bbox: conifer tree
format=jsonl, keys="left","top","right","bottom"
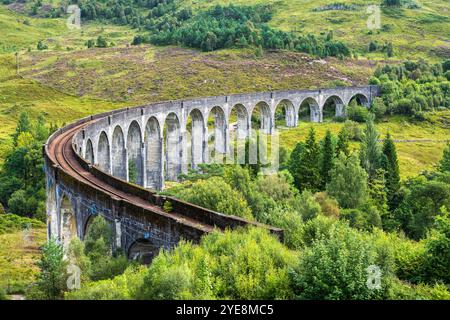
{"left": 360, "top": 113, "right": 382, "bottom": 181}
{"left": 438, "top": 143, "right": 450, "bottom": 173}
{"left": 296, "top": 128, "right": 321, "bottom": 192}
{"left": 336, "top": 127, "right": 350, "bottom": 157}
{"left": 320, "top": 130, "right": 335, "bottom": 188}
{"left": 382, "top": 133, "right": 401, "bottom": 211}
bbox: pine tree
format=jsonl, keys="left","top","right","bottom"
{"left": 382, "top": 133, "right": 401, "bottom": 211}
{"left": 360, "top": 113, "right": 382, "bottom": 181}
{"left": 336, "top": 127, "right": 350, "bottom": 157}
{"left": 12, "top": 112, "right": 31, "bottom": 145}
{"left": 288, "top": 142, "right": 305, "bottom": 190}
{"left": 438, "top": 143, "right": 450, "bottom": 173}
{"left": 320, "top": 130, "right": 335, "bottom": 189}
{"left": 296, "top": 128, "right": 321, "bottom": 192}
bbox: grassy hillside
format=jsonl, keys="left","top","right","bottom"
{"left": 181, "top": 0, "right": 450, "bottom": 60}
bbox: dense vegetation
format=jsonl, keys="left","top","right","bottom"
{"left": 370, "top": 60, "right": 450, "bottom": 119}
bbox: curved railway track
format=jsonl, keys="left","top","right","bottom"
{"left": 48, "top": 121, "right": 214, "bottom": 233}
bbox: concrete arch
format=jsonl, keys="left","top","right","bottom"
{"left": 207, "top": 106, "right": 227, "bottom": 156}
{"left": 127, "top": 238, "right": 161, "bottom": 265}
{"left": 187, "top": 108, "right": 206, "bottom": 168}
{"left": 85, "top": 139, "right": 94, "bottom": 164}
{"left": 323, "top": 95, "right": 345, "bottom": 120}
{"left": 60, "top": 195, "right": 77, "bottom": 253}
{"left": 112, "top": 126, "right": 127, "bottom": 180}
{"left": 164, "top": 112, "right": 181, "bottom": 181}
{"left": 299, "top": 97, "right": 320, "bottom": 123}
{"left": 97, "top": 131, "right": 111, "bottom": 173}
{"left": 145, "top": 117, "right": 162, "bottom": 189}
{"left": 251, "top": 101, "right": 272, "bottom": 133}
{"left": 275, "top": 99, "right": 296, "bottom": 127}
{"left": 127, "top": 121, "right": 144, "bottom": 186}
{"left": 348, "top": 93, "right": 369, "bottom": 107}
{"left": 229, "top": 103, "right": 249, "bottom": 139}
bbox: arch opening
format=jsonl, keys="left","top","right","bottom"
{"left": 85, "top": 139, "right": 94, "bottom": 164}
{"left": 164, "top": 113, "right": 181, "bottom": 181}
{"left": 112, "top": 126, "right": 126, "bottom": 180}
{"left": 207, "top": 106, "right": 227, "bottom": 163}
{"left": 323, "top": 95, "right": 345, "bottom": 121}
{"left": 128, "top": 239, "right": 161, "bottom": 265}
{"left": 127, "top": 121, "right": 144, "bottom": 186}
{"left": 349, "top": 93, "right": 369, "bottom": 107}
{"left": 229, "top": 104, "right": 249, "bottom": 164}
{"left": 275, "top": 99, "right": 296, "bottom": 128}
{"left": 187, "top": 109, "right": 206, "bottom": 169}
{"left": 251, "top": 101, "right": 272, "bottom": 133}
{"left": 145, "top": 117, "right": 162, "bottom": 189}
{"left": 97, "top": 131, "right": 111, "bottom": 173}
{"left": 299, "top": 97, "right": 320, "bottom": 123}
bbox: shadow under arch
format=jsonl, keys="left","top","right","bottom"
{"left": 299, "top": 97, "right": 320, "bottom": 123}
{"left": 97, "top": 131, "right": 110, "bottom": 173}
{"left": 275, "top": 99, "right": 296, "bottom": 128}
{"left": 85, "top": 138, "right": 94, "bottom": 164}
{"left": 323, "top": 95, "right": 345, "bottom": 120}
{"left": 127, "top": 238, "right": 161, "bottom": 265}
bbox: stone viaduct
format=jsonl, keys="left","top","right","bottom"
{"left": 44, "top": 85, "right": 379, "bottom": 262}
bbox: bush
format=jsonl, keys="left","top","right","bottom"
{"left": 347, "top": 104, "right": 370, "bottom": 123}
{"left": 137, "top": 227, "right": 297, "bottom": 300}
{"left": 290, "top": 222, "right": 393, "bottom": 300}
{"left": 342, "top": 120, "right": 363, "bottom": 141}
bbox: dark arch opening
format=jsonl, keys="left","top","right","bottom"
{"left": 299, "top": 97, "right": 320, "bottom": 123}
{"left": 251, "top": 101, "right": 271, "bottom": 133}
{"left": 349, "top": 94, "right": 369, "bottom": 107}
{"left": 97, "top": 131, "right": 110, "bottom": 173}
{"left": 128, "top": 239, "right": 161, "bottom": 265}
{"left": 85, "top": 139, "right": 94, "bottom": 164}
{"left": 323, "top": 95, "right": 345, "bottom": 121}
{"left": 207, "top": 106, "right": 227, "bottom": 163}
{"left": 275, "top": 99, "right": 296, "bottom": 128}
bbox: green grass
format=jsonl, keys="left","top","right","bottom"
{"left": 0, "top": 214, "right": 46, "bottom": 294}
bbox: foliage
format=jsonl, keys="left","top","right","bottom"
{"left": 382, "top": 133, "right": 401, "bottom": 212}
{"left": 288, "top": 128, "right": 321, "bottom": 192}
{"left": 83, "top": 216, "right": 129, "bottom": 281}
{"left": 395, "top": 174, "right": 450, "bottom": 240}
{"left": 327, "top": 153, "right": 369, "bottom": 209}
{"left": 0, "top": 213, "right": 45, "bottom": 235}
{"left": 290, "top": 221, "right": 393, "bottom": 300}
{"left": 27, "top": 238, "right": 66, "bottom": 300}
{"left": 164, "top": 176, "right": 253, "bottom": 220}
{"left": 320, "top": 130, "right": 335, "bottom": 188}
{"left": 136, "top": 227, "right": 297, "bottom": 300}
{"left": 0, "top": 113, "right": 50, "bottom": 220}
{"left": 438, "top": 143, "right": 450, "bottom": 173}
{"left": 360, "top": 114, "right": 383, "bottom": 180}
{"left": 372, "top": 60, "right": 449, "bottom": 118}
{"left": 423, "top": 209, "right": 450, "bottom": 284}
